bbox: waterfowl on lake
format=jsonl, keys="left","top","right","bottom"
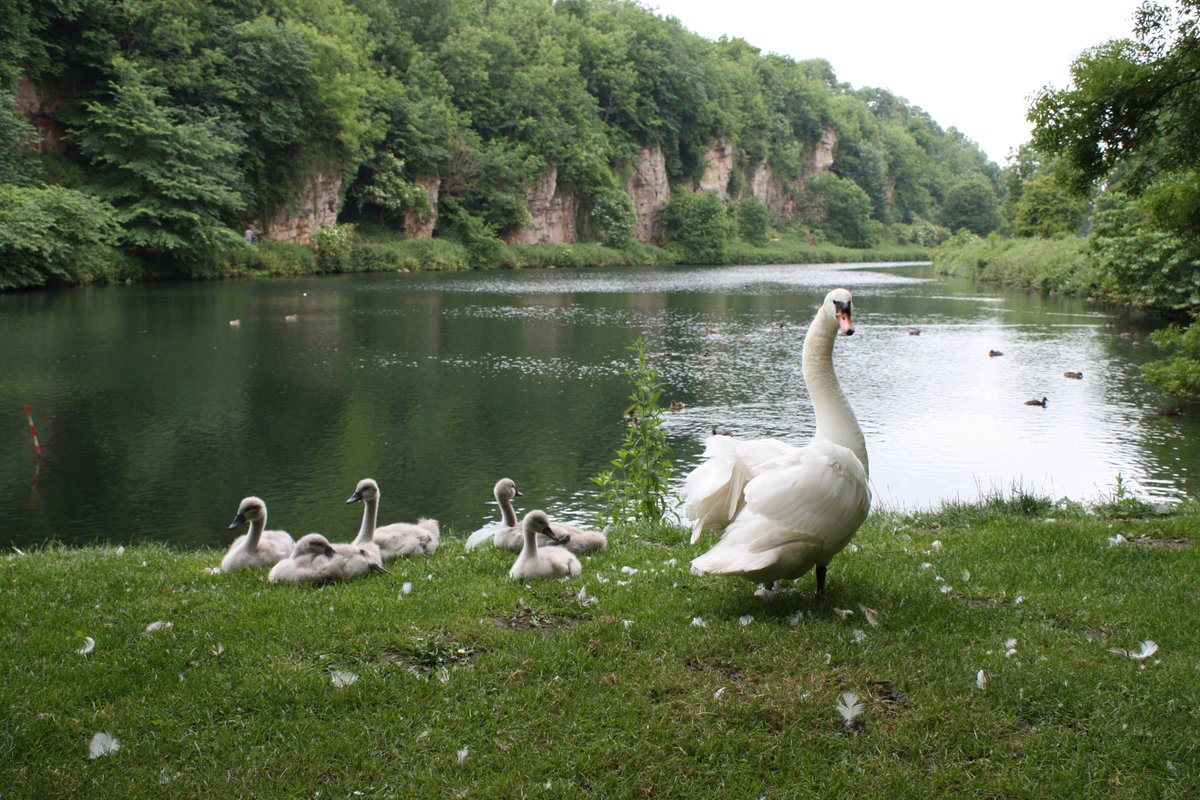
{"left": 670, "top": 400, "right": 686, "bottom": 411}
{"left": 509, "top": 511, "right": 582, "bottom": 580}
{"left": 989, "top": 349, "right": 1004, "bottom": 357}
{"left": 221, "top": 496, "right": 294, "bottom": 572}
{"left": 345, "top": 478, "right": 439, "bottom": 560}
{"left": 284, "top": 314, "right": 298, "bottom": 323}
{"left": 685, "top": 289, "right": 870, "bottom": 595}
{"left": 1155, "top": 406, "right": 1183, "bottom": 417}
{"left": 228, "top": 319, "right": 240, "bottom": 327}
{"left": 268, "top": 533, "right": 387, "bottom": 584}
{"left": 1025, "top": 396, "right": 1048, "bottom": 407}
{"left": 711, "top": 425, "right": 732, "bottom": 437}
{"left": 1063, "top": 371, "right": 1083, "bottom": 380}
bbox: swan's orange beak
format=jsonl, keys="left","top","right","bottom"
{"left": 835, "top": 302, "right": 855, "bottom": 336}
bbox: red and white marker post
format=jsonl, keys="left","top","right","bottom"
{"left": 24, "top": 403, "right": 42, "bottom": 456}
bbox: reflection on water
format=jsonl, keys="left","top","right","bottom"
{"left": 1, "top": 263, "right": 1195, "bottom": 550}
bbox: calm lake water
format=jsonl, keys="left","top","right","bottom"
{"left": 1, "top": 262, "right": 1195, "bottom": 550}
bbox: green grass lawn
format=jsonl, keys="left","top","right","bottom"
{"left": 3, "top": 500, "right": 1197, "bottom": 798}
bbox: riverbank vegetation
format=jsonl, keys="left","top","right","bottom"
{"left": 1, "top": 0, "right": 1000, "bottom": 289}
{"left": 932, "top": 1, "right": 1200, "bottom": 398}
{"left": 3, "top": 494, "right": 1196, "bottom": 797}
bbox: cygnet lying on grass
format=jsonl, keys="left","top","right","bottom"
{"left": 268, "top": 533, "right": 387, "bottom": 584}
{"left": 221, "top": 496, "right": 294, "bottom": 572}
{"left": 346, "top": 478, "right": 439, "bottom": 560}
{"left": 509, "top": 510, "right": 582, "bottom": 580}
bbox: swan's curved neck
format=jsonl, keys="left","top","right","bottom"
{"left": 521, "top": 524, "right": 539, "bottom": 555}
{"left": 498, "top": 493, "right": 518, "bottom": 527}
{"left": 353, "top": 499, "right": 378, "bottom": 546}
{"left": 804, "top": 313, "right": 869, "bottom": 477}
{"left": 243, "top": 518, "right": 264, "bottom": 549}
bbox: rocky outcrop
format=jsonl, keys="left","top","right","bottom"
{"left": 15, "top": 77, "right": 67, "bottom": 153}
{"left": 504, "top": 165, "right": 579, "bottom": 245}
{"left": 697, "top": 137, "right": 734, "bottom": 201}
{"left": 626, "top": 146, "right": 670, "bottom": 244}
{"left": 262, "top": 170, "right": 342, "bottom": 244}
{"left": 730, "top": 127, "right": 838, "bottom": 220}
{"left": 404, "top": 176, "right": 440, "bottom": 239}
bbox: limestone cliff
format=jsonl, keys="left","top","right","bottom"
{"left": 261, "top": 171, "right": 342, "bottom": 244}
{"left": 626, "top": 146, "right": 670, "bottom": 244}
{"left": 696, "top": 137, "right": 734, "bottom": 201}
{"left": 404, "top": 176, "right": 440, "bottom": 239}
{"left": 504, "top": 165, "right": 579, "bottom": 245}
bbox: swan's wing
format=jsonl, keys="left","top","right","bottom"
{"left": 464, "top": 522, "right": 501, "bottom": 551}
{"left": 741, "top": 439, "right": 870, "bottom": 551}
{"left": 684, "top": 436, "right": 795, "bottom": 542}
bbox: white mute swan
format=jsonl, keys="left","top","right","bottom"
{"left": 686, "top": 288, "right": 870, "bottom": 594}
{"left": 346, "top": 478, "right": 440, "bottom": 560}
{"left": 222, "top": 496, "right": 294, "bottom": 572}
{"left": 509, "top": 510, "right": 582, "bottom": 580}
{"left": 268, "top": 533, "right": 388, "bottom": 584}
{"left": 465, "top": 478, "right": 608, "bottom": 554}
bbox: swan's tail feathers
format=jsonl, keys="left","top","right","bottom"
{"left": 684, "top": 452, "right": 754, "bottom": 544}
{"left": 464, "top": 523, "right": 498, "bottom": 551}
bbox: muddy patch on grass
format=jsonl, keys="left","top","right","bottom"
{"left": 491, "top": 605, "right": 586, "bottom": 632}
{"left": 380, "top": 634, "right": 482, "bottom": 678}
{"left": 1127, "top": 535, "right": 1190, "bottom": 550}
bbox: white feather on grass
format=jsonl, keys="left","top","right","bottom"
{"left": 1109, "top": 640, "right": 1159, "bottom": 660}
{"left": 457, "top": 746, "right": 470, "bottom": 765}
{"left": 691, "top": 617, "right": 708, "bottom": 628}
{"left": 577, "top": 586, "right": 598, "bottom": 607}
{"left": 858, "top": 605, "right": 880, "bottom": 627}
{"left": 88, "top": 732, "right": 120, "bottom": 759}
{"left": 77, "top": 636, "right": 95, "bottom": 656}
{"left": 1107, "top": 533, "right": 1127, "bottom": 547}
{"left": 144, "top": 621, "right": 172, "bottom": 633}
{"left": 833, "top": 608, "right": 854, "bottom": 620}
{"left": 834, "top": 692, "right": 864, "bottom": 730}
{"left": 738, "top": 615, "right": 753, "bottom": 626}
{"left": 330, "top": 670, "right": 359, "bottom": 688}
{"left": 713, "top": 686, "right": 726, "bottom": 700}
{"left": 852, "top": 629, "right": 867, "bottom": 644}
{"left": 976, "top": 669, "right": 987, "bottom": 690}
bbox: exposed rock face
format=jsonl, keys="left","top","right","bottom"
{"left": 15, "top": 77, "right": 67, "bottom": 153}
{"left": 404, "top": 176, "right": 440, "bottom": 239}
{"left": 697, "top": 137, "right": 734, "bottom": 201}
{"left": 262, "top": 171, "right": 342, "bottom": 244}
{"left": 626, "top": 146, "right": 670, "bottom": 244}
{"left": 504, "top": 165, "right": 579, "bottom": 245}
{"left": 812, "top": 128, "right": 836, "bottom": 172}
{"left": 745, "top": 162, "right": 797, "bottom": 219}
{"left": 732, "top": 127, "right": 838, "bottom": 220}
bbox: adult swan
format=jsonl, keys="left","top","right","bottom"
{"left": 685, "top": 288, "right": 870, "bottom": 595}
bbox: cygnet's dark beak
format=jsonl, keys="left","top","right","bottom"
{"left": 346, "top": 491, "right": 362, "bottom": 505}
{"left": 228, "top": 513, "right": 246, "bottom": 530}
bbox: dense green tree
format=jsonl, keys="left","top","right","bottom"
{"left": 941, "top": 176, "right": 1001, "bottom": 235}
{"left": 1009, "top": 173, "right": 1087, "bottom": 238}
{"left": 73, "top": 59, "right": 246, "bottom": 266}
{"left": 0, "top": 183, "right": 121, "bottom": 288}
{"left": 665, "top": 188, "right": 728, "bottom": 264}
{"left": 735, "top": 196, "right": 772, "bottom": 246}
{"left": 808, "top": 172, "right": 875, "bottom": 247}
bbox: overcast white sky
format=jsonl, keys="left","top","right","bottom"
{"left": 646, "top": 0, "right": 1142, "bottom": 165}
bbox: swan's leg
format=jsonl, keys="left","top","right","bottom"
{"left": 815, "top": 565, "right": 827, "bottom": 596}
